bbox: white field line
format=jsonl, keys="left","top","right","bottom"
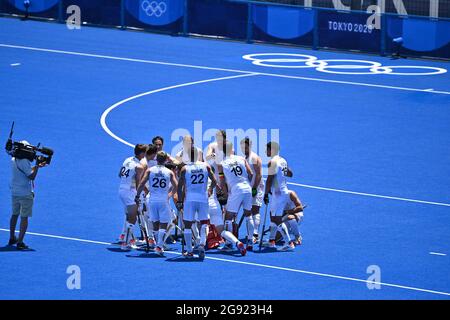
{"left": 99, "top": 73, "right": 259, "bottom": 147}
{"left": 287, "top": 182, "right": 450, "bottom": 207}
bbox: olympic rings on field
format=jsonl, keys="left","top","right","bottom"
{"left": 141, "top": 1, "right": 167, "bottom": 18}
{"left": 242, "top": 53, "right": 447, "bottom": 76}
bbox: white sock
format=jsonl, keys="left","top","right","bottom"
{"left": 220, "top": 230, "right": 239, "bottom": 247}
{"left": 245, "top": 216, "right": 255, "bottom": 242}
{"left": 253, "top": 213, "right": 260, "bottom": 236}
{"left": 269, "top": 222, "right": 277, "bottom": 240}
{"left": 184, "top": 229, "right": 193, "bottom": 253}
{"left": 164, "top": 223, "right": 175, "bottom": 243}
{"left": 125, "top": 223, "right": 134, "bottom": 244}
{"left": 157, "top": 229, "right": 166, "bottom": 248}
{"left": 121, "top": 216, "right": 127, "bottom": 235}
{"left": 277, "top": 223, "right": 291, "bottom": 243}
{"left": 200, "top": 224, "right": 209, "bottom": 246}
{"left": 224, "top": 220, "right": 234, "bottom": 244}
{"left": 287, "top": 219, "right": 300, "bottom": 238}
{"left": 192, "top": 222, "right": 200, "bottom": 243}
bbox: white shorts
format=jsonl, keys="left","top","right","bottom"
{"left": 227, "top": 190, "right": 252, "bottom": 213}
{"left": 119, "top": 189, "right": 137, "bottom": 207}
{"left": 282, "top": 211, "right": 304, "bottom": 223}
{"left": 270, "top": 192, "right": 290, "bottom": 216}
{"left": 252, "top": 187, "right": 264, "bottom": 207}
{"left": 209, "top": 198, "right": 223, "bottom": 226}
{"left": 149, "top": 201, "right": 171, "bottom": 224}
{"left": 184, "top": 201, "right": 209, "bottom": 222}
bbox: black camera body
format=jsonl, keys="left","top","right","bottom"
{"left": 5, "top": 122, "right": 54, "bottom": 165}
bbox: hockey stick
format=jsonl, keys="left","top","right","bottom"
{"left": 178, "top": 209, "right": 185, "bottom": 254}
{"left": 258, "top": 204, "right": 269, "bottom": 252}
{"left": 136, "top": 207, "right": 150, "bottom": 253}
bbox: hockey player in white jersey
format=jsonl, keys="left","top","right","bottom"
{"left": 240, "top": 137, "right": 264, "bottom": 244}
{"left": 175, "top": 135, "right": 204, "bottom": 164}
{"left": 176, "top": 147, "right": 216, "bottom": 259}
{"left": 281, "top": 190, "right": 304, "bottom": 246}
{"left": 136, "top": 151, "right": 178, "bottom": 256}
{"left": 205, "top": 129, "right": 226, "bottom": 164}
{"left": 118, "top": 144, "right": 148, "bottom": 250}
{"left": 218, "top": 140, "right": 254, "bottom": 254}
{"left": 264, "top": 141, "right": 295, "bottom": 251}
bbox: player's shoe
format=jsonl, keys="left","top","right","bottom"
{"left": 16, "top": 242, "right": 29, "bottom": 250}
{"left": 136, "top": 238, "right": 147, "bottom": 246}
{"left": 252, "top": 234, "right": 259, "bottom": 244}
{"left": 237, "top": 242, "right": 247, "bottom": 256}
{"left": 155, "top": 246, "right": 164, "bottom": 256}
{"left": 279, "top": 241, "right": 295, "bottom": 252}
{"left": 186, "top": 252, "right": 194, "bottom": 259}
{"left": 120, "top": 239, "right": 137, "bottom": 251}
{"left": 294, "top": 235, "right": 302, "bottom": 246}
{"left": 148, "top": 239, "right": 156, "bottom": 249}
{"left": 198, "top": 245, "right": 205, "bottom": 261}
{"left": 118, "top": 233, "right": 125, "bottom": 244}
{"left": 246, "top": 243, "right": 253, "bottom": 251}
{"left": 182, "top": 250, "right": 194, "bottom": 259}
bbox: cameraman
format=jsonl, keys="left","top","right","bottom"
{"left": 8, "top": 141, "right": 46, "bottom": 250}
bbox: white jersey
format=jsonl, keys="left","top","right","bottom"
{"left": 144, "top": 158, "right": 158, "bottom": 190}
{"left": 284, "top": 196, "right": 295, "bottom": 211}
{"left": 148, "top": 165, "right": 172, "bottom": 202}
{"left": 271, "top": 155, "right": 289, "bottom": 195}
{"left": 176, "top": 147, "right": 203, "bottom": 164}
{"left": 119, "top": 156, "right": 141, "bottom": 190}
{"left": 184, "top": 162, "right": 209, "bottom": 203}
{"left": 246, "top": 151, "right": 264, "bottom": 190}
{"left": 221, "top": 155, "right": 251, "bottom": 194}
{"left": 208, "top": 142, "right": 225, "bottom": 165}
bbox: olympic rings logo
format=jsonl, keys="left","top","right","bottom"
{"left": 242, "top": 53, "right": 447, "bottom": 76}
{"left": 141, "top": 0, "right": 167, "bottom": 18}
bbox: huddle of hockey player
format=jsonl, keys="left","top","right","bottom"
{"left": 117, "top": 130, "right": 305, "bottom": 259}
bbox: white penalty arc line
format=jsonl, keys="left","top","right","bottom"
{"left": 100, "top": 73, "right": 259, "bottom": 148}
{"left": 1, "top": 228, "right": 449, "bottom": 297}
{"left": 1, "top": 43, "right": 450, "bottom": 95}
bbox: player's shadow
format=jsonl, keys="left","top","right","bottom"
{"left": 126, "top": 252, "right": 165, "bottom": 258}
{"left": 251, "top": 247, "right": 279, "bottom": 254}
{"left": 106, "top": 247, "right": 127, "bottom": 253}
{"left": 165, "top": 256, "right": 203, "bottom": 263}
{"left": 0, "top": 245, "right": 35, "bottom": 252}
{"left": 205, "top": 250, "right": 245, "bottom": 257}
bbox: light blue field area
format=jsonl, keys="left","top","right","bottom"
{"left": 0, "top": 18, "right": 449, "bottom": 300}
